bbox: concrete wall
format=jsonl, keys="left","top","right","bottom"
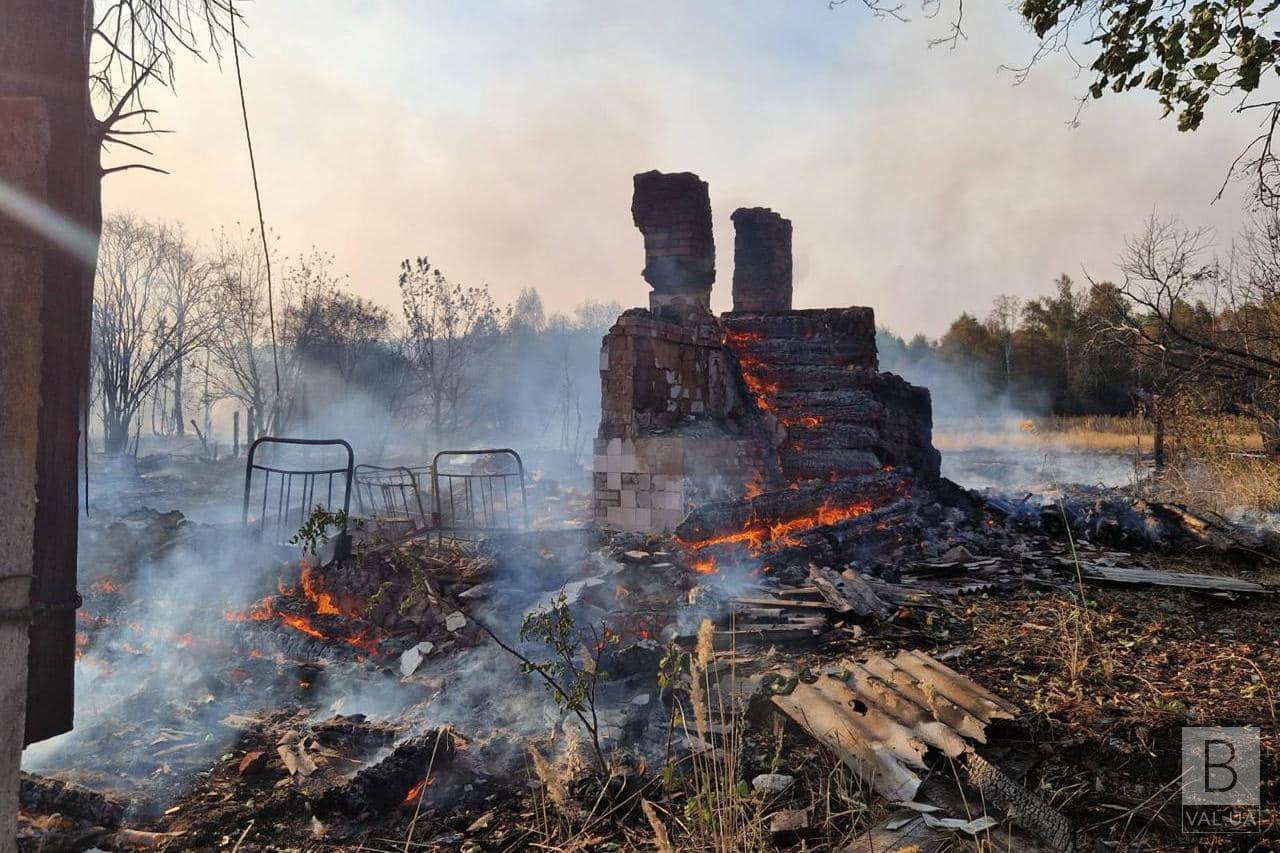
{"left": 0, "top": 97, "right": 49, "bottom": 852}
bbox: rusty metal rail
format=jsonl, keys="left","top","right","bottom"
{"left": 353, "top": 464, "right": 432, "bottom": 535}
{"left": 431, "top": 449, "right": 528, "bottom": 542}
{"left": 242, "top": 437, "right": 354, "bottom": 548}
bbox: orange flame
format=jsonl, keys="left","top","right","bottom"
{"left": 690, "top": 557, "right": 718, "bottom": 575}
{"left": 300, "top": 563, "right": 340, "bottom": 615}
{"left": 92, "top": 578, "right": 120, "bottom": 593}
{"left": 729, "top": 348, "right": 777, "bottom": 413}
{"left": 683, "top": 500, "right": 875, "bottom": 555}
{"left": 224, "top": 597, "right": 274, "bottom": 622}
{"left": 403, "top": 777, "right": 434, "bottom": 803}
{"left": 280, "top": 612, "right": 326, "bottom": 640}
{"left": 343, "top": 629, "right": 380, "bottom": 655}
{"left": 781, "top": 415, "right": 823, "bottom": 428}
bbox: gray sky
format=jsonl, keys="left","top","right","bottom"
{"left": 103, "top": 0, "right": 1256, "bottom": 337}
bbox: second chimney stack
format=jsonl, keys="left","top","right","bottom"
{"left": 731, "top": 207, "right": 792, "bottom": 313}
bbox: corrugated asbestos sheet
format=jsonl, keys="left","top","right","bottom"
{"left": 771, "top": 650, "right": 1018, "bottom": 802}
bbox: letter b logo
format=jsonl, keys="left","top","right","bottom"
{"left": 1183, "top": 728, "right": 1259, "bottom": 807}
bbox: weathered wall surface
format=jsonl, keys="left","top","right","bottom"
{"left": 597, "top": 310, "right": 744, "bottom": 439}
{"left": 593, "top": 435, "right": 766, "bottom": 531}
{"left": 597, "top": 171, "right": 940, "bottom": 534}
{"left": 631, "top": 171, "right": 715, "bottom": 317}
{"left": 594, "top": 309, "right": 766, "bottom": 531}
{"left": 0, "top": 97, "right": 49, "bottom": 853}
{"left": 723, "top": 308, "right": 940, "bottom": 484}
{"left": 731, "top": 207, "right": 792, "bottom": 313}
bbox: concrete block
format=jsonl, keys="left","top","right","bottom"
{"left": 621, "top": 490, "right": 636, "bottom": 508}
{"left": 606, "top": 471, "right": 621, "bottom": 490}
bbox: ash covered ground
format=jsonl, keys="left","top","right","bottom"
{"left": 17, "top": 437, "right": 1280, "bottom": 852}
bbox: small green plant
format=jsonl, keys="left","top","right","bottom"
{"left": 474, "top": 591, "right": 615, "bottom": 776}
{"left": 290, "top": 505, "right": 349, "bottom": 556}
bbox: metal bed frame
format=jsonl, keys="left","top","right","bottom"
{"left": 242, "top": 437, "right": 354, "bottom": 551}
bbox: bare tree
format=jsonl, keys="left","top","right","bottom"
{"left": 152, "top": 222, "right": 215, "bottom": 436}
{"left": 206, "top": 225, "right": 286, "bottom": 439}
{"left": 399, "top": 258, "right": 506, "bottom": 449}
{"left": 555, "top": 347, "right": 586, "bottom": 460}
{"left": 92, "top": 214, "right": 217, "bottom": 454}
{"left": 1100, "top": 216, "right": 1229, "bottom": 465}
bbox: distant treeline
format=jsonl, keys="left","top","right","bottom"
{"left": 880, "top": 208, "right": 1280, "bottom": 462}
{"left": 90, "top": 213, "right": 621, "bottom": 461}
{"left": 879, "top": 275, "right": 1138, "bottom": 418}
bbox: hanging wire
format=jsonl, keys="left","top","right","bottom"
{"left": 230, "top": 0, "right": 282, "bottom": 404}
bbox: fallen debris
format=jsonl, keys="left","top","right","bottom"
{"left": 19, "top": 773, "right": 126, "bottom": 829}
{"left": 1079, "top": 564, "right": 1271, "bottom": 596}
{"left": 751, "top": 773, "right": 795, "bottom": 795}
{"left": 313, "top": 728, "right": 457, "bottom": 816}
{"left": 771, "top": 650, "right": 1017, "bottom": 801}
{"left": 768, "top": 808, "right": 809, "bottom": 836}
{"left": 964, "top": 750, "right": 1075, "bottom": 852}
{"left": 808, "top": 564, "right": 889, "bottom": 619}
{"left": 399, "top": 641, "right": 435, "bottom": 676}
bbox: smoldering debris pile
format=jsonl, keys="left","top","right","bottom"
{"left": 19, "top": 166, "right": 1280, "bottom": 850}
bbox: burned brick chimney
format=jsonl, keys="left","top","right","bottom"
{"left": 595, "top": 170, "right": 939, "bottom": 534}
{"left": 731, "top": 207, "right": 792, "bottom": 312}
{"left": 631, "top": 171, "right": 715, "bottom": 318}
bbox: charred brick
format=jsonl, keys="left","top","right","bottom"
{"left": 632, "top": 171, "right": 715, "bottom": 315}
{"left": 731, "top": 207, "right": 792, "bottom": 312}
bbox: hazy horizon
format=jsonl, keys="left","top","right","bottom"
{"left": 103, "top": 1, "right": 1257, "bottom": 338}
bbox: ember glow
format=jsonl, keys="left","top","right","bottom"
{"left": 736, "top": 355, "right": 778, "bottom": 412}
{"left": 402, "top": 777, "right": 433, "bottom": 804}
{"left": 223, "top": 568, "right": 380, "bottom": 653}
{"left": 690, "top": 557, "right": 718, "bottom": 575}
{"left": 725, "top": 333, "right": 779, "bottom": 413}
{"left": 224, "top": 597, "right": 274, "bottom": 622}
{"left": 280, "top": 612, "right": 326, "bottom": 640}
{"left": 682, "top": 500, "right": 876, "bottom": 555}
{"left": 300, "top": 562, "right": 341, "bottom": 615}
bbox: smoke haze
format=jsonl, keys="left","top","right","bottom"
{"left": 104, "top": 1, "right": 1254, "bottom": 339}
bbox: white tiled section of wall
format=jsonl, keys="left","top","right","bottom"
{"left": 595, "top": 435, "right": 687, "bottom": 532}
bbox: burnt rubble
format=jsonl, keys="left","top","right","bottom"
{"left": 595, "top": 169, "right": 943, "bottom": 536}
{"left": 21, "top": 171, "right": 1280, "bottom": 852}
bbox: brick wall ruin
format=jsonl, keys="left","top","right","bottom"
{"left": 595, "top": 170, "right": 939, "bottom": 532}
{"left": 631, "top": 171, "right": 716, "bottom": 318}
{"left": 731, "top": 207, "right": 792, "bottom": 313}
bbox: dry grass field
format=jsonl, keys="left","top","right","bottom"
{"left": 936, "top": 414, "right": 1280, "bottom": 513}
